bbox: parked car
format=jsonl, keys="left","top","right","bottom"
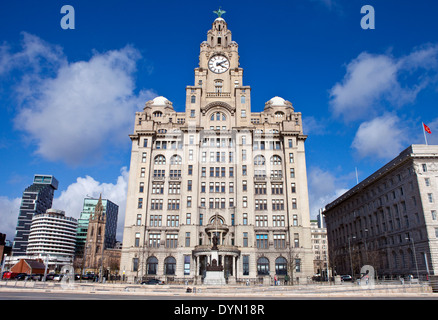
{"left": 53, "top": 274, "right": 63, "bottom": 281}
{"left": 30, "top": 274, "right": 43, "bottom": 281}
{"left": 341, "top": 275, "right": 353, "bottom": 282}
{"left": 15, "top": 273, "right": 27, "bottom": 280}
{"left": 45, "top": 273, "right": 55, "bottom": 281}
{"left": 141, "top": 278, "right": 164, "bottom": 285}
{"left": 81, "top": 273, "right": 95, "bottom": 281}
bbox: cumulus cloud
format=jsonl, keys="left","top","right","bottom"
{"left": 0, "top": 196, "right": 22, "bottom": 242}
{"left": 307, "top": 167, "right": 349, "bottom": 219}
{"left": 303, "top": 116, "right": 328, "bottom": 135}
{"left": 351, "top": 114, "right": 408, "bottom": 160}
{"left": 329, "top": 45, "right": 438, "bottom": 122}
{"left": 1, "top": 32, "right": 155, "bottom": 166}
{"left": 53, "top": 167, "right": 129, "bottom": 241}
{"left": 0, "top": 168, "right": 129, "bottom": 242}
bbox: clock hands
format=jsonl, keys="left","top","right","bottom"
{"left": 216, "top": 60, "right": 228, "bottom": 67}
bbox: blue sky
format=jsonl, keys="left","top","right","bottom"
{"left": 1, "top": 0, "right": 438, "bottom": 242}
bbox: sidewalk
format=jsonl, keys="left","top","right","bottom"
{"left": 0, "top": 280, "right": 435, "bottom": 298}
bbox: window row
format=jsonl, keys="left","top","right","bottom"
{"left": 132, "top": 255, "right": 301, "bottom": 276}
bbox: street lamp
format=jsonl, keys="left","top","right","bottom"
{"left": 348, "top": 236, "right": 356, "bottom": 278}
{"left": 364, "top": 228, "right": 369, "bottom": 264}
{"left": 406, "top": 236, "right": 420, "bottom": 280}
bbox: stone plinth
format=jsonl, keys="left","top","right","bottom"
{"left": 203, "top": 250, "right": 226, "bottom": 285}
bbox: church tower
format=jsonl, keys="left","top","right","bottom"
{"left": 84, "top": 194, "right": 106, "bottom": 272}
{"left": 121, "top": 9, "right": 313, "bottom": 284}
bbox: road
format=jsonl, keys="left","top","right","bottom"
{"left": 0, "top": 290, "right": 437, "bottom": 300}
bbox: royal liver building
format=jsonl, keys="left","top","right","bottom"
{"left": 121, "top": 12, "right": 313, "bottom": 284}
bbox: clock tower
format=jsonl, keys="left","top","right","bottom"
{"left": 186, "top": 13, "right": 250, "bottom": 128}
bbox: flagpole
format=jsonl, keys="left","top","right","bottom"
{"left": 422, "top": 122, "right": 429, "bottom": 145}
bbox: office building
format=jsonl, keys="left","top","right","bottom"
{"left": 120, "top": 13, "right": 313, "bottom": 284}
{"left": 12, "top": 175, "right": 58, "bottom": 255}
{"left": 324, "top": 144, "right": 438, "bottom": 279}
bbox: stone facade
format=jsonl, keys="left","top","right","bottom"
{"left": 324, "top": 144, "right": 438, "bottom": 280}
{"left": 120, "top": 15, "right": 313, "bottom": 284}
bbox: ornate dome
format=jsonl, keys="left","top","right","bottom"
{"left": 264, "top": 96, "right": 293, "bottom": 111}
{"left": 144, "top": 96, "right": 174, "bottom": 111}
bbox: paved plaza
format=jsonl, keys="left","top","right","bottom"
{"left": 0, "top": 280, "right": 436, "bottom": 299}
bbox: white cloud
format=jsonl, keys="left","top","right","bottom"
{"left": 53, "top": 167, "right": 129, "bottom": 241}
{"left": 351, "top": 114, "right": 407, "bottom": 160}
{"left": 0, "top": 168, "right": 129, "bottom": 243}
{"left": 2, "top": 32, "right": 155, "bottom": 166}
{"left": 0, "top": 196, "right": 21, "bottom": 242}
{"left": 329, "top": 45, "right": 438, "bottom": 122}
{"left": 307, "top": 167, "right": 349, "bottom": 219}
{"left": 303, "top": 116, "right": 328, "bottom": 135}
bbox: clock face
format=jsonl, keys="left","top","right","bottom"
{"left": 208, "top": 55, "right": 230, "bottom": 74}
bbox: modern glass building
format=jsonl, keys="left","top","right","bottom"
{"left": 12, "top": 175, "right": 59, "bottom": 255}
{"left": 75, "top": 197, "right": 119, "bottom": 257}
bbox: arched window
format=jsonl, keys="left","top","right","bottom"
{"left": 275, "top": 112, "right": 284, "bottom": 118}
{"left": 257, "top": 257, "right": 269, "bottom": 275}
{"left": 170, "top": 155, "right": 182, "bottom": 165}
{"left": 275, "top": 257, "right": 288, "bottom": 275}
{"left": 210, "top": 112, "right": 226, "bottom": 121}
{"left": 154, "top": 155, "right": 166, "bottom": 165}
{"left": 209, "top": 215, "right": 225, "bottom": 225}
{"left": 153, "top": 111, "right": 163, "bottom": 117}
{"left": 147, "top": 256, "right": 158, "bottom": 275}
{"left": 254, "top": 155, "right": 266, "bottom": 166}
{"left": 164, "top": 256, "right": 176, "bottom": 275}
{"left": 270, "top": 155, "right": 282, "bottom": 165}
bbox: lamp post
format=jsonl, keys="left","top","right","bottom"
{"left": 406, "top": 236, "right": 420, "bottom": 280}
{"left": 364, "top": 229, "right": 369, "bottom": 264}
{"left": 348, "top": 236, "right": 356, "bottom": 278}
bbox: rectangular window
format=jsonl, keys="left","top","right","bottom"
{"left": 135, "top": 233, "right": 140, "bottom": 247}
{"left": 256, "top": 234, "right": 268, "bottom": 248}
{"left": 185, "top": 233, "right": 191, "bottom": 247}
{"left": 187, "top": 196, "right": 192, "bottom": 208}
{"left": 184, "top": 255, "right": 191, "bottom": 275}
{"left": 274, "top": 234, "right": 286, "bottom": 248}
{"left": 166, "top": 234, "right": 178, "bottom": 248}
{"left": 243, "top": 232, "right": 248, "bottom": 247}
{"left": 243, "top": 213, "right": 248, "bottom": 225}
{"left": 148, "top": 233, "right": 161, "bottom": 248}
{"left": 243, "top": 255, "right": 249, "bottom": 275}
